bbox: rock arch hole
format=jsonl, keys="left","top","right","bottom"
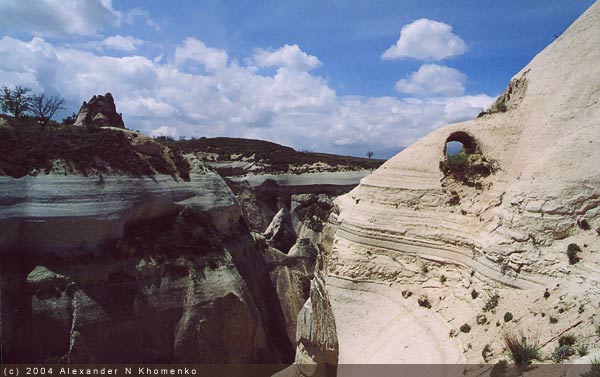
{"left": 440, "top": 131, "right": 497, "bottom": 189}
{"left": 443, "top": 131, "right": 479, "bottom": 156}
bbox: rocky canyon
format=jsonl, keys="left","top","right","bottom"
{"left": 1, "top": 2, "right": 600, "bottom": 376}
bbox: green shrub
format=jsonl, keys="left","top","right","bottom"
{"left": 503, "top": 331, "right": 541, "bottom": 366}
{"left": 549, "top": 316, "right": 558, "bottom": 324}
{"left": 460, "top": 323, "right": 471, "bottom": 333}
{"left": 483, "top": 293, "right": 500, "bottom": 312}
{"left": 447, "top": 150, "right": 469, "bottom": 167}
{"left": 440, "top": 275, "right": 447, "bottom": 284}
{"left": 504, "top": 312, "right": 513, "bottom": 322}
{"left": 552, "top": 344, "right": 575, "bottom": 362}
{"left": 567, "top": 243, "right": 581, "bottom": 264}
{"left": 558, "top": 334, "right": 576, "bottom": 347}
{"left": 578, "top": 344, "right": 589, "bottom": 357}
{"left": 471, "top": 289, "right": 479, "bottom": 299}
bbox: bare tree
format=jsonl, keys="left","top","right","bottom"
{"left": 31, "top": 93, "right": 66, "bottom": 128}
{"left": 366, "top": 151, "right": 374, "bottom": 159}
{"left": 1, "top": 85, "right": 32, "bottom": 119}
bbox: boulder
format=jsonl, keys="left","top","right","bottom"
{"left": 264, "top": 208, "right": 297, "bottom": 253}
{"left": 74, "top": 92, "right": 125, "bottom": 128}
{"left": 26, "top": 266, "right": 70, "bottom": 291}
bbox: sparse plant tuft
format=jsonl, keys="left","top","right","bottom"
{"left": 578, "top": 344, "right": 589, "bottom": 357}
{"left": 483, "top": 292, "right": 500, "bottom": 312}
{"left": 552, "top": 344, "right": 575, "bottom": 363}
{"left": 503, "top": 331, "right": 541, "bottom": 366}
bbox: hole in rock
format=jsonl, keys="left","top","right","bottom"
{"left": 445, "top": 141, "right": 464, "bottom": 156}
{"left": 440, "top": 131, "right": 497, "bottom": 188}
{"left": 443, "top": 131, "right": 479, "bottom": 155}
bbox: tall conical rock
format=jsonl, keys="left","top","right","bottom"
{"left": 74, "top": 92, "right": 125, "bottom": 128}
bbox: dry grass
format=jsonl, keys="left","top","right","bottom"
{"left": 503, "top": 330, "right": 541, "bottom": 366}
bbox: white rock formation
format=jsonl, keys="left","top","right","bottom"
{"left": 328, "top": 2, "right": 600, "bottom": 365}
{"left": 0, "top": 171, "right": 238, "bottom": 254}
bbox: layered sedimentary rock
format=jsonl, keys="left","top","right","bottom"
{"left": 0, "top": 140, "right": 296, "bottom": 362}
{"left": 161, "top": 137, "right": 382, "bottom": 234}
{"left": 0, "top": 172, "right": 236, "bottom": 254}
{"left": 328, "top": 2, "right": 600, "bottom": 365}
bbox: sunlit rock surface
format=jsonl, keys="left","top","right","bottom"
{"left": 328, "top": 2, "right": 600, "bottom": 365}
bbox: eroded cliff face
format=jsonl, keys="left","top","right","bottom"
{"left": 0, "top": 121, "right": 349, "bottom": 365}
{"left": 327, "top": 2, "right": 600, "bottom": 366}
{"left": 0, "top": 128, "right": 302, "bottom": 363}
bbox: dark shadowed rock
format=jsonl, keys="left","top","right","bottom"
{"left": 74, "top": 93, "right": 125, "bottom": 128}
{"left": 264, "top": 208, "right": 297, "bottom": 253}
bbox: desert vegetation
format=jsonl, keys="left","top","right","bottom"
{"left": 0, "top": 122, "right": 189, "bottom": 179}
{"left": 502, "top": 331, "right": 541, "bottom": 366}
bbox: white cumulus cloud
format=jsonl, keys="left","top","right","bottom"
{"left": 0, "top": 0, "right": 120, "bottom": 37}
{"left": 382, "top": 18, "right": 467, "bottom": 61}
{"left": 174, "top": 38, "right": 228, "bottom": 71}
{"left": 150, "top": 125, "right": 177, "bottom": 138}
{"left": 0, "top": 36, "right": 494, "bottom": 158}
{"left": 100, "top": 35, "right": 143, "bottom": 52}
{"left": 395, "top": 64, "right": 467, "bottom": 97}
{"left": 253, "top": 44, "right": 321, "bottom": 71}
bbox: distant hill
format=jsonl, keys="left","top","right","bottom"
{"left": 160, "top": 136, "right": 385, "bottom": 176}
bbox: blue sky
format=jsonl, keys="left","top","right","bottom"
{"left": 0, "top": 0, "right": 594, "bottom": 157}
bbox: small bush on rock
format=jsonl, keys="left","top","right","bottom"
{"left": 567, "top": 243, "right": 581, "bottom": 264}
{"left": 503, "top": 331, "right": 541, "bottom": 366}
{"left": 418, "top": 295, "right": 431, "bottom": 309}
{"left": 558, "top": 334, "right": 576, "bottom": 347}
{"left": 552, "top": 344, "right": 575, "bottom": 363}
{"left": 483, "top": 293, "right": 500, "bottom": 312}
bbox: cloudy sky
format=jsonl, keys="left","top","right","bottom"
{"left": 0, "top": 1, "right": 593, "bottom": 158}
